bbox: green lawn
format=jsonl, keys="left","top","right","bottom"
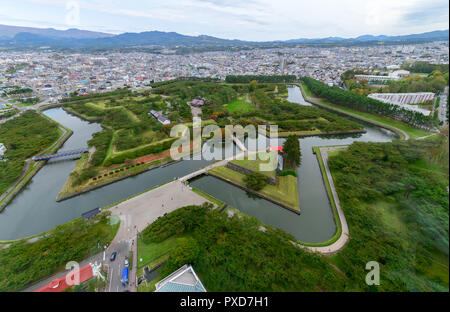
{"left": 191, "top": 186, "right": 224, "bottom": 208}
{"left": 299, "top": 83, "right": 431, "bottom": 139}
{"left": 0, "top": 212, "right": 119, "bottom": 291}
{"left": 209, "top": 165, "right": 299, "bottom": 211}
{"left": 224, "top": 97, "right": 255, "bottom": 113}
{"left": 327, "top": 149, "right": 344, "bottom": 158}
{"left": 137, "top": 235, "right": 189, "bottom": 270}
{"left": 327, "top": 138, "right": 449, "bottom": 291}
{"left": 230, "top": 151, "right": 277, "bottom": 180}
{"left": 361, "top": 199, "right": 448, "bottom": 288}
{"left": 0, "top": 111, "right": 62, "bottom": 202}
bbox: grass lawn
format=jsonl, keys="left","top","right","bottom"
{"left": 57, "top": 153, "right": 90, "bottom": 198}
{"left": 57, "top": 154, "right": 172, "bottom": 200}
{"left": 0, "top": 212, "right": 119, "bottom": 291}
{"left": 137, "top": 235, "right": 189, "bottom": 270}
{"left": 224, "top": 97, "right": 255, "bottom": 113}
{"left": 191, "top": 186, "right": 224, "bottom": 208}
{"left": 110, "top": 137, "right": 173, "bottom": 158}
{"left": 230, "top": 151, "right": 277, "bottom": 180}
{"left": 209, "top": 165, "right": 299, "bottom": 211}
{"left": 362, "top": 199, "right": 449, "bottom": 288}
{"left": 299, "top": 83, "right": 431, "bottom": 139}
{"left": 327, "top": 149, "right": 344, "bottom": 158}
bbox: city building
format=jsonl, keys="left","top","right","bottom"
{"left": 149, "top": 109, "right": 171, "bottom": 125}
{"left": 188, "top": 97, "right": 206, "bottom": 107}
{"left": 354, "top": 70, "right": 410, "bottom": 83}
{"left": 368, "top": 92, "right": 433, "bottom": 116}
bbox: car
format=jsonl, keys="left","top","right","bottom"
{"left": 110, "top": 252, "right": 117, "bottom": 261}
{"left": 124, "top": 259, "right": 129, "bottom": 267}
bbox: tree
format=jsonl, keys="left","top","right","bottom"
{"left": 249, "top": 80, "right": 258, "bottom": 92}
{"left": 244, "top": 173, "right": 268, "bottom": 191}
{"left": 283, "top": 135, "right": 301, "bottom": 168}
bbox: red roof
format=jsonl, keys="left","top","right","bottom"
{"left": 35, "top": 264, "right": 93, "bottom": 292}
{"left": 268, "top": 145, "right": 283, "bottom": 152}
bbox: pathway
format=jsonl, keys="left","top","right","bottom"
{"left": 107, "top": 179, "right": 215, "bottom": 291}
{"left": 231, "top": 134, "right": 248, "bottom": 152}
{"left": 0, "top": 159, "right": 31, "bottom": 204}
{"left": 294, "top": 146, "right": 349, "bottom": 254}
{"left": 0, "top": 98, "right": 55, "bottom": 124}
{"left": 179, "top": 149, "right": 256, "bottom": 182}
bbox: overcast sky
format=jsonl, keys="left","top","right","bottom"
{"left": 1, "top": 0, "right": 448, "bottom": 41}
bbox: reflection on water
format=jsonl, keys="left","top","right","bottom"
{"left": 0, "top": 108, "right": 212, "bottom": 240}
{"left": 192, "top": 86, "right": 398, "bottom": 243}
{"left": 0, "top": 87, "right": 398, "bottom": 243}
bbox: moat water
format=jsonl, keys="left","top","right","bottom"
{"left": 0, "top": 86, "right": 397, "bottom": 242}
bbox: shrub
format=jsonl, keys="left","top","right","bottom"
{"left": 279, "top": 170, "right": 297, "bottom": 177}
{"left": 244, "top": 173, "right": 268, "bottom": 191}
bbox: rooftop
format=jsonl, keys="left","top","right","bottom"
{"left": 155, "top": 264, "right": 206, "bottom": 292}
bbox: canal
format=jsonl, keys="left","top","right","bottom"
{"left": 0, "top": 108, "right": 212, "bottom": 240}
{"left": 190, "top": 85, "right": 398, "bottom": 243}
{"left": 0, "top": 86, "right": 397, "bottom": 242}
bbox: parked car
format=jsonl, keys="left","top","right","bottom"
{"left": 110, "top": 251, "right": 117, "bottom": 261}
{"left": 124, "top": 259, "right": 129, "bottom": 267}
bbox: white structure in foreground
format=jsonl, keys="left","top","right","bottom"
{"left": 155, "top": 264, "right": 206, "bottom": 292}
{"left": 368, "top": 92, "right": 434, "bottom": 116}
{"left": 0, "top": 143, "right": 6, "bottom": 159}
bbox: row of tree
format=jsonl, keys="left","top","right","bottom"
{"left": 225, "top": 75, "right": 297, "bottom": 83}
{"left": 283, "top": 135, "right": 301, "bottom": 168}
{"left": 401, "top": 61, "right": 449, "bottom": 74}
{"left": 301, "top": 77, "right": 434, "bottom": 128}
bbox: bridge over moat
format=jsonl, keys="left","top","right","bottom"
{"left": 32, "top": 148, "right": 89, "bottom": 161}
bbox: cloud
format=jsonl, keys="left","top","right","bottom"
{"left": 7, "top": 0, "right": 450, "bottom": 40}
{"left": 401, "top": 0, "right": 449, "bottom": 24}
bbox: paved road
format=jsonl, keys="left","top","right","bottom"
{"left": 106, "top": 235, "right": 132, "bottom": 293}
{"left": 107, "top": 180, "right": 214, "bottom": 291}
{"left": 0, "top": 97, "right": 56, "bottom": 124}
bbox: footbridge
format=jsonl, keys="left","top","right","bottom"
{"left": 231, "top": 135, "right": 248, "bottom": 152}
{"left": 32, "top": 148, "right": 89, "bottom": 161}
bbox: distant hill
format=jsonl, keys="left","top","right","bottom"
{"left": 0, "top": 24, "right": 113, "bottom": 39}
{"left": 88, "top": 31, "right": 250, "bottom": 47}
{"left": 285, "top": 30, "right": 449, "bottom": 43}
{"left": 0, "top": 24, "right": 447, "bottom": 49}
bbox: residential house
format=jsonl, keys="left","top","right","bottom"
{"left": 149, "top": 109, "right": 171, "bottom": 125}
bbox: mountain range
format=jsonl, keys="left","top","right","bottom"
{"left": 0, "top": 24, "right": 448, "bottom": 49}
{"left": 0, "top": 24, "right": 113, "bottom": 40}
